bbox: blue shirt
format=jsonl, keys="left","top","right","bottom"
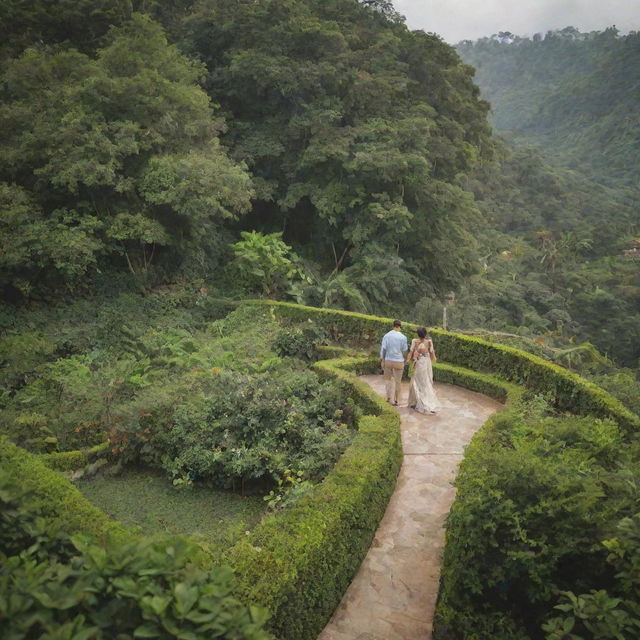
{"left": 380, "top": 329, "right": 408, "bottom": 362}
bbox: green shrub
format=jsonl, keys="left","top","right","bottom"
{"left": 272, "top": 324, "right": 328, "bottom": 361}
{"left": 0, "top": 468, "right": 273, "bottom": 640}
{"left": 0, "top": 330, "right": 56, "bottom": 391}
{"left": 316, "top": 344, "right": 368, "bottom": 360}
{"left": 433, "top": 361, "right": 519, "bottom": 403}
{"left": 0, "top": 436, "right": 129, "bottom": 543}
{"left": 40, "top": 441, "right": 110, "bottom": 471}
{"left": 543, "top": 514, "right": 640, "bottom": 640}
{"left": 434, "top": 393, "right": 639, "bottom": 639}
{"left": 1, "top": 302, "right": 282, "bottom": 454}
{"left": 223, "top": 356, "right": 402, "bottom": 640}
{"left": 111, "top": 365, "right": 358, "bottom": 491}
{"left": 229, "top": 231, "right": 310, "bottom": 299}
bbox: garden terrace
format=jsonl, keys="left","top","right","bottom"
{"left": 2, "top": 300, "right": 638, "bottom": 639}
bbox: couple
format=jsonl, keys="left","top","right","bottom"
{"left": 380, "top": 320, "right": 439, "bottom": 414}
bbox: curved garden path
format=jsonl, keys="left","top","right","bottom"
{"left": 317, "top": 375, "right": 503, "bottom": 640}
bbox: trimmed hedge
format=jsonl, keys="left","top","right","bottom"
{"left": 433, "top": 362, "right": 520, "bottom": 405}
{"left": 8, "top": 299, "right": 636, "bottom": 640}
{"left": 223, "top": 353, "right": 519, "bottom": 640}
{"left": 316, "top": 344, "right": 367, "bottom": 360}
{"left": 39, "top": 441, "right": 110, "bottom": 471}
{"left": 433, "top": 386, "right": 640, "bottom": 639}
{"left": 248, "top": 301, "right": 639, "bottom": 432}
{"left": 0, "top": 437, "right": 131, "bottom": 543}
{"left": 226, "top": 356, "right": 403, "bottom": 640}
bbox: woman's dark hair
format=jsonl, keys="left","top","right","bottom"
{"left": 417, "top": 327, "right": 427, "bottom": 339}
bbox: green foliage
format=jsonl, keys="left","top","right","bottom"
{"left": 542, "top": 514, "right": 640, "bottom": 640}
{"left": 589, "top": 372, "right": 640, "bottom": 417}
{"left": 229, "top": 231, "right": 310, "bottom": 299}
{"left": 4, "top": 299, "right": 638, "bottom": 640}
{"left": 433, "top": 361, "right": 518, "bottom": 403}
{"left": 111, "top": 364, "right": 358, "bottom": 491}
{"left": 0, "top": 436, "right": 129, "bottom": 542}
{"left": 0, "top": 13, "right": 252, "bottom": 293}
{"left": 40, "top": 442, "right": 110, "bottom": 472}
{"left": 181, "top": 0, "right": 492, "bottom": 305}
{"left": 434, "top": 388, "right": 639, "bottom": 639}
{"left": 450, "top": 136, "right": 640, "bottom": 367}
{"left": 457, "top": 29, "right": 640, "bottom": 188}
{"left": 227, "top": 355, "right": 403, "bottom": 640}
{"left": 0, "top": 467, "right": 273, "bottom": 640}
{"left": 272, "top": 323, "right": 328, "bottom": 361}
{"left": 450, "top": 29, "right": 640, "bottom": 368}
{"left": 0, "top": 293, "right": 276, "bottom": 453}
{"left": 0, "top": 0, "right": 135, "bottom": 56}
{"left": 1, "top": 0, "right": 495, "bottom": 303}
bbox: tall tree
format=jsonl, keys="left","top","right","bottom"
{"left": 180, "top": 0, "right": 492, "bottom": 308}
{"left": 0, "top": 14, "right": 252, "bottom": 293}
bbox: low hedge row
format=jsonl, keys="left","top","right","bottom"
{"left": 224, "top": 354, "right": 521, "bottom": 639}
{"left": 248, "top": 301, "right": 639, "bottom": 432}
{"left": 334, "top": 354, "right": 518, "bottom": 405}
{"left": 39, "top": 441, "right": 110, "bottom": 472}
{"left": 226, "top": 356, "right": 403, "bottom": 640}
{"left": 434, "top": 385, "right": 640, "bottom": 639}
{"left": 0, "top": 436, "right": 131, "bottom": 543}
{"left": 433, "top": 362, "right": 520, "bottom": 405}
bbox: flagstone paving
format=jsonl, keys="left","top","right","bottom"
{"left": 317, "top": 375, "right": 503, "bottom": 640}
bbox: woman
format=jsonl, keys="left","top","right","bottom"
{"left": 407, "top": 327, "right": 439, "bottom": 414}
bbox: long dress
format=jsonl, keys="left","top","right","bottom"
{"left": 407, "top": 338, "right": 440, "bottom": 413}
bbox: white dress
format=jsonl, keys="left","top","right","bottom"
{"left": 407, "top": 339, "right": 440, "bottom": 413}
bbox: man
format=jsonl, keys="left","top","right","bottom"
{"left": 380, "top": 319, "right": 408, "bottom": 405}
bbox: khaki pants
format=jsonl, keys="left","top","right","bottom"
{"left": 383, "top": 360, "right": 404, "bottom": 404}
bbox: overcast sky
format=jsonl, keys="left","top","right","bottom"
{"left": 393, "top": 0, "right": 640, "bottom": 44}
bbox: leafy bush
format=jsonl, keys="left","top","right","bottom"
{"left": 229, "top": 231, "right": 310, "bottom": 299}
{"left": 543, "top": 514, "right": 640, "bottom": 640}
{"left": 272, "top": 324, "right": 328, "bottom": 361}
{"left": 589, "top": 371, "right": 640, "bottom": 416}
{"left": 0, "top": 330, "right": 56, "bottom": 391}
{"left": 434, "top": 391, "right": 639, "bottom": 639}
{"left": 227, "top": 356, "right": 403, "bottom": 640}
{"left": 0, "top": 468, "right": 273, "bottom": 639}
{"left": 0, "top": 298, "right": 279, "bottom": 453}
{"left": 110, "top": 365, "right": 358, "bottom": 491}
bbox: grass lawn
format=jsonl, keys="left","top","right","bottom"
{"left": 77, "top": 468, "right": 267, "bottom": 551}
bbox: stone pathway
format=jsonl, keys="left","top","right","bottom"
{"left": 317, "top": 375, "right": 503, "bottom": 640}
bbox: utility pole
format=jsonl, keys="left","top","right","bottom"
{"left": 442, "top": 292, "right": 455, "bottom": 331}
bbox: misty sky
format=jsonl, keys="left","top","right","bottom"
{"left": 393, "top": 0, "right": 640, "bottom": 43}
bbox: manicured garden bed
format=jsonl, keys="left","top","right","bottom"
{"left": 5, "top": 300, "right": 638, "bottom": 640}
{"left": 77, "top": 468, "right": 266, "bottom": 553}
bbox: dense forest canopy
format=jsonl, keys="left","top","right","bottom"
{"left": 456, "top": 27, "right": 640, "bottom": 188}
{"left": 452, "top": 28, "right": 640, "bottom": 368}
{"left": 0, "top": 0, "right": 492, "bottom": 307}
{"left": 0, "top": 4, "right": 638, "bottom": 368}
